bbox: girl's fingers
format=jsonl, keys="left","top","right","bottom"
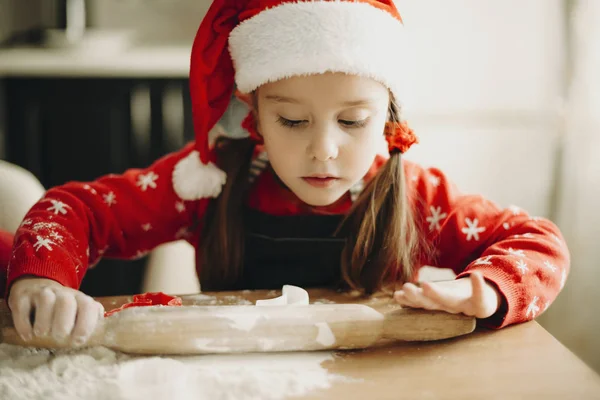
{"left": 9, "top": 295, "right": 33, "bottom": 341}
{"left": 421, "top": 281, "right": 461, "bottom": 312}
{"left": 394, "top": 290, "right": 418, "bottom": 308}
{"left": 396, "top": 275, "right": 498, "bottom": 318}
{"left": 469, "top": 271, "right": 498, "bottom": 318}
{"left": 71, "top": 295, "right": 102, "bottom": 345}
{"left": 470, "top": 272, "right": 486, "bottom": 307}
{"left": 51, "top": 292, "right": 78, "bottom": 341}
{"left": 32, "top": 287, "right": 56, "bottom": 337}
{"left": 97, "top": 301, "right": 105, "bottom": 319}
{"left": 401, "top": 283, "right": 422, "bottom": 303}
{"left": 402, "top": 283, "right": 442, "bottom": 311}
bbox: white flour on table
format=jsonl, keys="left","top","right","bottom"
{"left": 0, "top": 343, "right": 352, "bottom": 400}
{"left": 1, "top": 286, "right": 359, "bottom": 399}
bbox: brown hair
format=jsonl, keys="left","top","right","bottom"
{"left": 199, "top": 95, "right": 430, "bottom": 293}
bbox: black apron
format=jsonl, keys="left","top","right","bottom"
{"left": 242, "top": 207, "right": 347, "bottom": 290}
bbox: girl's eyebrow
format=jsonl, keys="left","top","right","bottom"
{"left": 265, "top": 95, "right": 376, "bottom": 107}
{"left": 341, "top": 99, "right": 377, "bottom": 107}
{"left": 264, "top": 95, "right": 301, "bottom": 104}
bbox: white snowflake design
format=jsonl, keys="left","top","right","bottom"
{"left": 426, "top": 206, "right": 447, "bottom": 231}
{"left": 503, "top": 222, "right": 510, "bottom": 230}
{"left": 526, "top": 296, "right": 540, "bottom": 318}
{"left": 560, "top": 269, "right": 567, "bottom": 289}
{"left": 83, "top": 184, "right": 98, "bottom": 195}
{"left": 142, "top": 223, "right": 152, "bottom": 232}
{"left": 515, "top": 259, "right": 529, "bottom": 275}
{"left": 507, "top": 248, "right": 526, "bottom": 258}
{"left": 508, "top": 205, "right": 522, "bottom": 215}
{"left": 551, "top": 234, "right": 563, "bottom": 246}
{"left": 429, "top": 175, "right": 441, "bottom": 187}
{"left": 32, "top": 222, "right": 63, "bottom": 232}
{"left": 175, "top": 201, "right": 186, "bottom": 213}
{"left": 20, "top": 219, "right": 33, "bottom": 228}
{"left": 512, "top": 233, "right": 534, "bottom": 239}
{"left": 474, "top": 256, "right": 493, "bottom": 266}
{"left": 33, "top": 236, "right": 54, "bottom": 252}
{"left": 103, "top": 192, "right": 117, "bottom": 206}
{"left": 48, "top": 232, "right": 64, "bottom": 243}
{"left": 461, "top": 218, "right": 486, "bottom": 241}
{"left": 543, "top": 260, "right": 557, "bottom": 273}
{"left": 137, "top": 171, "right": 159, "bottom": 191}
{"left": 47, "top": 200, "right": 68, "bottom": 215}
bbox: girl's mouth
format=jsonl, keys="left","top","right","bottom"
{"left": 302, "top": 176, "right": 340, "bottom": 188}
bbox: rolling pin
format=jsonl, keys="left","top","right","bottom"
{"left": 0, "top": 304, "right": 476, "bottom": 355}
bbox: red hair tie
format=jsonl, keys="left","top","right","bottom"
{"left": 241, "top": 112, "right": 263, "bottom": 144}
{"left": 385, "top": 121, "right": 418, "bottom": 154}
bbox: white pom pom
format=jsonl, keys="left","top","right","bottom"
{"left": 172, "top": 151, "right": 227, "bottom": 200}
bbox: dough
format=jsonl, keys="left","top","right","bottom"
{"left": 255, "top": 285, "right": 310, "bottom": 306}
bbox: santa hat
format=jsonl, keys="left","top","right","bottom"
{"left": 173, "top": 0, "right": 407, "bottom": 201}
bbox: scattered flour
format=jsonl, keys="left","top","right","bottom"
{"left": 0, "top": 344, "right": 348, "bottom": 400}
{"left": 186, "top": 294, "right": 215, "bottom": 301}
{"left": 312, "top": 299, "right": 336, "bottom": 304}
{"left": 186, "top": 294, "right": 253, "bottom": 306}
{"left": 0, "top": 286, "right": 358, "bottom": 399}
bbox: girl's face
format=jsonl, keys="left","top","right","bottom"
{"left": 256, "top": 72, "right": 390, "bottom": 206}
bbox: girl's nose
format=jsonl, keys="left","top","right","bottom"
{"left": 307, "top": 128, "right": 339, "bottom": 161}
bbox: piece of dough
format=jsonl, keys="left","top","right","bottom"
{"left": 282, "top": 285, "right": 310, "bottom": 305}
{"left": 255, "top": 285, "right": 309, "bottom": 306}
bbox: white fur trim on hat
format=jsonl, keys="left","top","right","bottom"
{"left": 229, "top": 1, "right": 405, "bottom": 100}
{"left": 172, "top": 151, "right": 227, "bottom": 200}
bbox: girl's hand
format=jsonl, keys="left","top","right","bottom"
{"left": 393, "top": 271, "right": 502, "bottom": 319}
{"left": 8, "top": 277, "right": 105, "bottom": 346}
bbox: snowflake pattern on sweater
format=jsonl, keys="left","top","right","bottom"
{"left": 403, "top": 161, "right": 570, "bottom": 328}
{"left": 4, "top": 142, "right": 570, "bottom": 329}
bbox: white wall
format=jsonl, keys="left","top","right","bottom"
{"left": 397, "top": 0, "right": 564, "bottom": 116}
{"left": 536, "top": 0, "right": 600, "bottom": 374}
{"left": 397, "top": 0, "right": 565, "bottom": 217}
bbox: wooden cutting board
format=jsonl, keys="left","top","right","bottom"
{"left": 0, "top": 304, "right": 476, "bottom": 355}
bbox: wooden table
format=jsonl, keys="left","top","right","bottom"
{"left": 2, "top": 288, "right": 600, "bottom": 399}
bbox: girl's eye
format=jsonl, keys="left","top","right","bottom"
{"left": 339, "top": 119, "right": 369, "bottom": 128}
{"left": 277, "top": 117, "right": 306, "bottom": 128}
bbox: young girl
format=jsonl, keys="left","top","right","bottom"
{"left": 2, "top": 0, "right": 569, "bottom": 347}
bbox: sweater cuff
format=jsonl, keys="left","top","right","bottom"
{"left": 455, "top": 265, "right": 520, "bottom": 329}
{"left": 5, "top": 259, "right": 79, "bottom": 300}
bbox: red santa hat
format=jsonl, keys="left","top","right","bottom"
{"left": 173, "top": 0, "right": 407, "bottom": 201}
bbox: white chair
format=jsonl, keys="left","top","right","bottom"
{"left": 0, "top": 160, "right": 46, "bottom": 233}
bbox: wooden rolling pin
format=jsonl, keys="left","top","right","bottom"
{"left": 0, "top": 304, "right": 476, "bottom": 355}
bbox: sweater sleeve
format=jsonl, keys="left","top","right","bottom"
{"left": 5, "top": 142, "right": 205, "bottom": 295}
{"left": 404, "top": 160, "right": 570, "bottom": 329}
